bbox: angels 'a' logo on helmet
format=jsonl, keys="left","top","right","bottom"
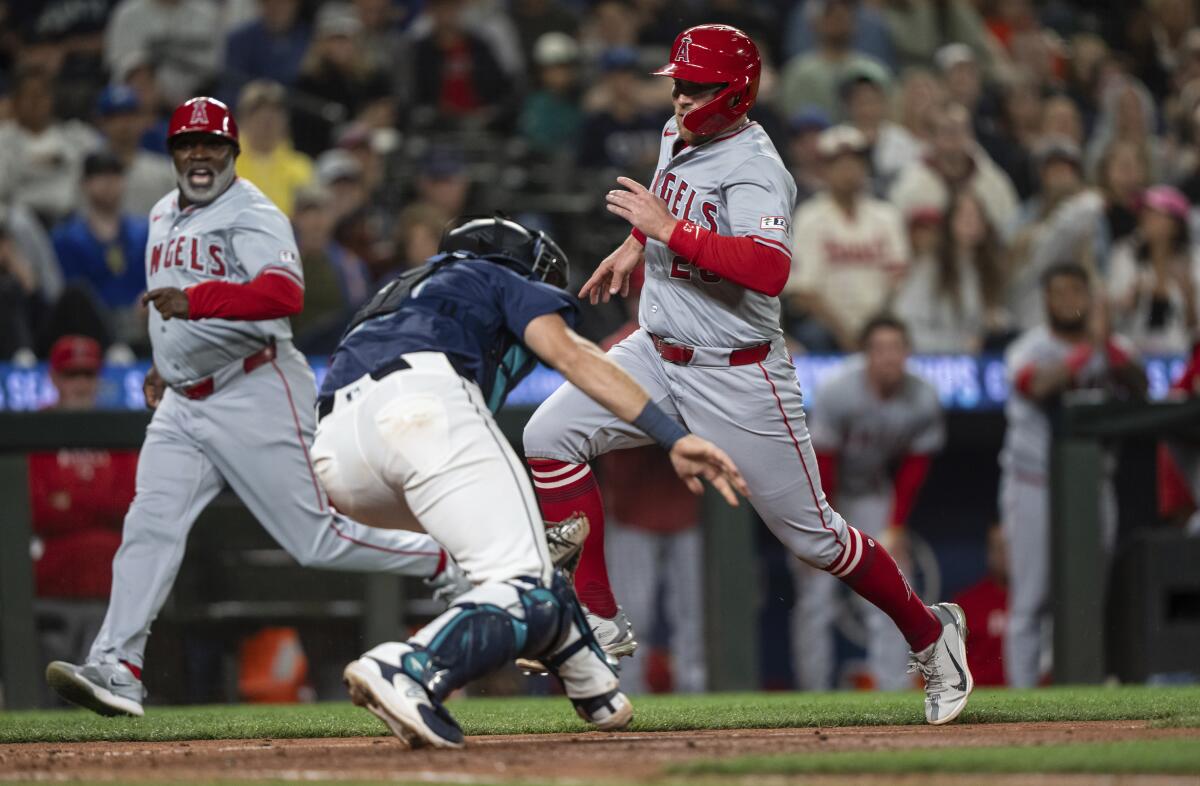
{"left": 676, "top": 34, "right": 692, "bottom": 63}
{"left": 189, "top": 99, "right": 209, "bottom": 126}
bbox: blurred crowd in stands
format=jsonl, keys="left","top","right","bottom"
{"left": 2, "top": 0, "right": 1200, "bottom": 362}
{"left": 7, "top": 0, "right": 1200, "bottom": 700}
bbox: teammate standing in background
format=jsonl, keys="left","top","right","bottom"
{"left": 310, "top": 217, "right": 747, "bottom": 748}
{"left": 524, "top": 24, "right": 973, "bottom": 724}
{"left": 1000, "top": 262, "right": 1146, "bottom": 687}
{"left": 46, "top": 97, "right": 464, "bottom": 718}
{"left": 793, "top": 315, "right": 945, "bottom": 691}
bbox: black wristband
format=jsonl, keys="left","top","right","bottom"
{"left": 633, "top": 401, "right": 688, "bottom": 452}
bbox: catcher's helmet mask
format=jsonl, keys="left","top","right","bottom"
{"left": 439, "top": 215, "right": 570, "bottom": 290}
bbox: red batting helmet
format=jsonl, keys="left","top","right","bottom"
{"left": 167, "top": 97, "right": 239, "bottom": 151}
{"left": 652, "top": 24, "right": 761, "bottom": 137}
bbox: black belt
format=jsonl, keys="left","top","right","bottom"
{"left": 316, "top": 357, "right": 413, "bottom": 423}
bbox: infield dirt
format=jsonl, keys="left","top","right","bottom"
{"left": 2, "top": 720, "right": 1196, "bottom": 784}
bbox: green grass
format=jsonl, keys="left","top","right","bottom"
{"left": 1, "top": 686, "right": 1198, "bottom": 744}
{"left": 671, "top": 738, "right": 1200, "bottom": 776}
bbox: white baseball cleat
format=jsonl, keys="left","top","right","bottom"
{"left": 518, "top": 605, "right": 638, "bottom": 674}
{"left": 343, "top": 657, "right": 465, "bottom": 749}
{"left": 46, "top": 660, "right": 145, "bottom": 717}
{"left": 571, "top": 687, "right": 634, "bottom": 731}
{"left": 908, "top": 602, "right": 973, "bottom": 725}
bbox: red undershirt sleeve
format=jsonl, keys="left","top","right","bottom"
{"left": 816, "top": 451, "right": 839, "bottom": 507}
{"left": 666, "top": 219, "right": 791, "bottom": 296}
{"left": 186, "top": 269, "right": 304, "bottom": 321}
{"left": 889, "top": 453, "right": 932, "bottom": 528}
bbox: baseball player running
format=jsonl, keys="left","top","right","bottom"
{"left": 523, "top": 25, "right": 971, "bottom": 724}
{"left": 46, "top": 97, "right": 464, "bottom": 717}
{"left": 309, "top": 216, "right": 747, "bottom": 748}
{"left": 794, "top": 315, "right": 945, "bottom": 691}
{"left": 1000, "top": 262, "right": 1146, "bottom": 687}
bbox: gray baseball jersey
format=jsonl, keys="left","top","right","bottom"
{"left": 809, "top": 357, "right": 946, "bottom": 497}
{"left": 145, "top": 178, "right": 301, "bottom": 386}
{"left": 639, "top": 118, "right": 797, "bottom": 348}
{"left": 999, "top": 325, "right": 1134, "bottom": 477}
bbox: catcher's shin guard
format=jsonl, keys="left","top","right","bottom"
{"left": 366, "top": 574, "right": 568, "bottom": 702}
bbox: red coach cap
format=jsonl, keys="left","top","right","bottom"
{"left": 167, "top": 97, "right": 240, "bottom": 150}
{"left": 49, "top": 335, "right": 102, "bottom": 374}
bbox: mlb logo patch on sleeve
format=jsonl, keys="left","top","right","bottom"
{"left": 280, "top": 250, "right": 297, "bottom": 263}
{"left": 760, "top": 216, "right": 788, "bottom": 230}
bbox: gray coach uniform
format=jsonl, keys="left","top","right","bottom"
{"left": 999, "top": 325, "right": 1122, "bottom": 688}
{"left": 794, "top": 358, "right": 944, "bottom": 690}
{"left": 88, "top": 179, "right": 445, "bottom": 669}
{"left": 526, "top": 118, "right": 856, "bottom": 578}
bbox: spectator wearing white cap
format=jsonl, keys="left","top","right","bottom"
{"left": 888, "top": 102, "right": 1019, "bottom": 241}
{"left": 519, "top": 32, "right": 584, "bottom": 156}
{"left": 786, "top": 125, "right": 910, "bottom": 351}
{"left": 1108, "top": 185, "right": 1200, "bottom": 355}
{"left": 103, "top": 0, "right": 222, "bottom": 106}
{"left": 779, "top": 0, "right": 890, "bottom": 120}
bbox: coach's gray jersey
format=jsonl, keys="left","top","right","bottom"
{"left": 145, "top": 179, "right": 302, "bottom": 386}
{"left": 809, "top": 357, "right": 945, "bottom": 497}
{"left": 999, "top": 325, "right": 1133, "bottom": 477}
{"left": 639, "top": 117, "right": 796, "bottom": 347}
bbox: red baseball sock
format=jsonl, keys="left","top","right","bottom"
{"left": 828, "top": 525, "right": 941, "bottom": 653}
{"left": 528, "top": 458, "right": 618, "bottom": 618}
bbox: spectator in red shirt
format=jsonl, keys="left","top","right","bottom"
{"left": 29, "top": 336, "right": 137, "bottom": 599}
{"left": 953, "top": 524, "right": 1008, "bottom": 687}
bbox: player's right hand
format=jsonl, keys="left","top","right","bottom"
{"left": 579, "top": 235, "right": 644, "bottom": 305}
{"left": 143, "top": 365, "right": 166, "bottom": 410}
{"left": 668, "top": 434, "right": 750, "bottom": 507}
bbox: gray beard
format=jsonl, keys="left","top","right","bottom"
{"left": 177, "top": 161, "right": 236, "bottom": 205}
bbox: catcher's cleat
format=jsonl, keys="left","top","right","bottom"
{"left": 908, "top": 602, "right": 973, "bottom": 725}
{"left": 571, "top": 687, "right": 634, "bottom": 731}
{"left": 518, "top": 605, "right": 638, "bottom": 675}
{"left": 344, "top": 657, "right": 465, "bottom": 749}
{"left": 46, "top": 660, "right": 145, "bottom": 717}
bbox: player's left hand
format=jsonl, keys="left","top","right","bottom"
{"left": 606, "top": 177, "right": 678, "bottom": 244}
{"left": 668, "top": 434, "right": 750, "bottom": 506}
{"left": 142, "top": 287, "right": 190, "bottom": 320}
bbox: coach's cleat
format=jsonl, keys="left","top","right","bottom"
{"left": 46, "top": 660, "right": 145, "bottom": 717}
{"left": 572, "top": 688, "right": 634, "bottom": 731}
{"left": 343, "top": 656, "right": 465, "bottom": 749}
{"left": 908, "top": 602, "right": 973, "bottom": 725}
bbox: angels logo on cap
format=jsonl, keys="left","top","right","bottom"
{"left": 189, "top": 99, "right": 209, "bottom": 126}
{"left": 676, "top": 34, "right": 692, "bottom": 64}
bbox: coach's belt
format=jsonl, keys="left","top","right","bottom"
{"left": 178, "top": 338, "right": 278, "bottom": 400}
{"left": 648, "top": 332, "right": 771, "bottom": 367}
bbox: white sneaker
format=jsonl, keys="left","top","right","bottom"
{"left": 908, "top": 602, "right": 973, "bottom": 725}
{"left": 343, "top": 657, "right": 465, "bottom": 749}
{"left": 518, "top": 605, "right": 638, "bottom": 674}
